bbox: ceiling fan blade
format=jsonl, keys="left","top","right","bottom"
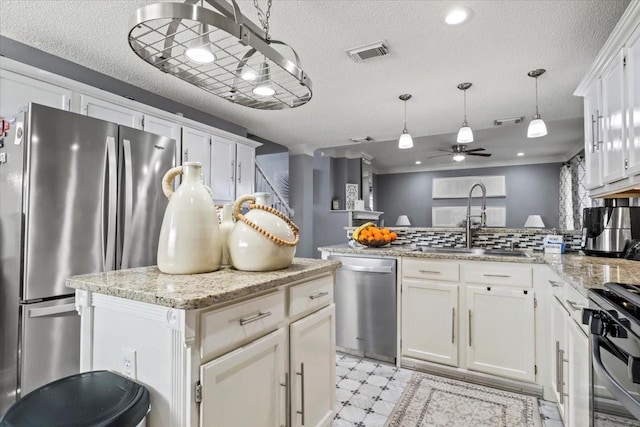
{"left": 464, "top": 148, "right": 486, "bottom": 153}
{"left": 427, "top": 153, "right": 453, "bottom": 159}
{"left": 467, "top": 152, "right": 492, "bottom": 157}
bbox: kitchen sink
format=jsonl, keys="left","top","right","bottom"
{"left": 412, "top": 247, "right": 530, "bottom": 258}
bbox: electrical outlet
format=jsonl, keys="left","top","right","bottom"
{"left": 122, "top": 348, "right": 137, "bottom": 380}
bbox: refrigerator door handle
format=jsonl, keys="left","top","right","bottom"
{"left": 120, "top": 139, "right": 134, "bottom": 269}
{"left": 105, "top": 136, "right": 117, "bottom": 271}
{"left": 27, "top": 303, "right": 77, "bottom": 318}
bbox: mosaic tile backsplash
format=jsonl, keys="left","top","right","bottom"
{"left": 347, "top": 227, "right": 583, "bottom": 252}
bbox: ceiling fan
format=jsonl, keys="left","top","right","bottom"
{"left": 428, "top": 144, "right": 492, "bottom": 162}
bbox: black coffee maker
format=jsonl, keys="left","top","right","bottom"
{"left": 581, "top": 199, "right": 640, "bottom": 257}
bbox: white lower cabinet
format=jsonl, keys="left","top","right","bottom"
{"left": 401, "top": 280, "right": 458, "bottom": 366}
{"left": 465, "top": 286, "right": 535, "bottom": 382}
{"left": 567, "top": 315, "right": 589, "bottom": 427}
{"left": 200, "top": 328, "right": 287, "bottom": 427}
{"left": 290, "top": 305, "right": 336, "bottom": 427}
{"left": 551, "top": 295, "right": 568, "bottom": 418}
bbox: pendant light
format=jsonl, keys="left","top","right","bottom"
{"left": 527, "top": 69, "right": 548, "bottom": 138}
{"left": 128, "top": 0, "right": 312, "bottom": 110}
{"left": 456, "top": 82, "right": 473, "bottom": 143}
{"left": 398, "top": 94, "right": 413, "bottom": 149}
{"left": 185, "top": 23, "right": 216, "bottom": 64}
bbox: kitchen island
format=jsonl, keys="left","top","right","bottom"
{"left": 66, "top": 258, "right": 341, "bottom": 427}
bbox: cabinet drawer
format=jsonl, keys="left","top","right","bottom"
{"left": 564, "top": 283, "right": 589, "bottom": 334}
{"left": 463, "top": 263, "right": 532, "bottom": 287}
{"left": 546, "top": 273, "right": 566, "bottom": 299}
{"left": 289, "top": 274, "right": 334, "bottom": 317}
{"left": 402, "top": 258, "right": 459, "bottom": 282}
{"left": 200, "top": 290, "right": 285, "bottom": 360}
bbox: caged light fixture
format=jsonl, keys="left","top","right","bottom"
{"left": 527, "top": 69, "right": 548, "bottom": 138}
{"left": 128, "top": 0, "right": 312, "bottom": 110}
{"left": 398, "top": 94, "right": 414, "bottom": 149}
{"left": 456, "top": 82, "right": 473, "bottom": 143}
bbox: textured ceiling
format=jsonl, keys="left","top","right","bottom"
{"left": 0, "top": 0, "right": 631, "bottom": 172}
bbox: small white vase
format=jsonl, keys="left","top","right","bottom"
{"left": 157, "top": 162, "right": 222, "bottom": 274}
{"left": 228, "top": 193, "right": 297, "bottom": 272}
{"left": 219, "top": 203, "right": 234, "bottom": 267}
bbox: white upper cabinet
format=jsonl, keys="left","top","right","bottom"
{"left": 584, "top": 81, "right": 603, "bottom": 189}
{"left": 143, "top": 114, "right": 182, "bottom": 166}
{"left": 211, "top": 136, "right": 237, "bottom": 203}
{"left": 0, "top": 70, "right": 71, "bottom": 117}
{"left": 235, "top": 142, "right": 256, "bottom": 199}
{"left": 627, "top": 24, "right": 640, "bottom": 175}
{"left": 182, "top": 126, "right": 211, "bottom": 187}
{"left": 81, "top": 95, "right": 143, "bottom": 129}
{"left": 601, "top": 51, "right": 627, "bottom": 184}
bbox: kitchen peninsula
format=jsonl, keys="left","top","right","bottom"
{"left": 66, "top": 258, "right": 341, "bottom": 427}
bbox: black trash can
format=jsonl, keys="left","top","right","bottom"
{"left": 0, "top": 370, "right": 150, "bottom": 427}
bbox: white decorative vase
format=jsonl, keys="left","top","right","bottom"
{"left": 219, "top": 203, "right": 234, "bottom": 267}
{"left": 228, "top": 192, "right": 299, "bottom": 272}
{"left": 157, "top": 162, "right": 222, "bottom": 274}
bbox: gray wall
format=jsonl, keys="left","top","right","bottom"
{"left": 376, "top": 163, "right": 562, "bottom": 228}
{"left": 290, "top": 154, "right": 314, "bottom": 258}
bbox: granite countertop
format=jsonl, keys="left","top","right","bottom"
{"left": 66, "top": 258, "right": 341, "bottom": 310}
{"left": 318, "top": 244, "right": 640, "bottom": 298}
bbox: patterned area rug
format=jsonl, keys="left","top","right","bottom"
{"left": 385, "top": 372, "right": 542, "bottom": 427}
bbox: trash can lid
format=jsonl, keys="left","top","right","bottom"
{"left": 1, "top": 370, "right": 150, "bottom": 427}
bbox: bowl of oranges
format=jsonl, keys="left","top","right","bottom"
{"left": 352, "top": 223, "right": 397, "bottom": 247}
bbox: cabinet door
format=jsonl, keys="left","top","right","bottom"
{"left": 601, "top": 52, "right": 627, "bottom": 184}
{"left": 236, "top": 143, "right": 255, "bottom": 198}
{"left": 80, "top": 95, "right": 143, "bottom": 129}
{"left": 143, "top": 114, "right": 182, "bottom": 169}
{"left": 584, "top": 81, "right": 603, "bottom": 189}
{"left": 401, "top": 280, "right": 458, "bottom": 366}
{"left": 200, "top": 328, "right": 287, "bottom": 427}
{"left": 551, "top": 296, "right": 568, "bottom": 421}
{"left": 211, "top": 136, "right": 236, "bottom": 203}
{"left": 290, "top": 304, "right": 335, "bottom": 427}
{"left": 0, "top": 70, "right": 71, "bottom": 117}
{"left": 627, "top": 25, "right": 640, "bottom": 175}
{"left": 567, "top": 317, "right": 589, "bottom": 427}
{"left": 465, "top": 286, "right": 535, "bottom": 382}
{"left": 182, "top": 126, "right": 211, "bottom": 187}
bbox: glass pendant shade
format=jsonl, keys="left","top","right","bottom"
{"left": 527, "top": 115, "right": 548, "bottom": 138}
{"left": 399, "top": 130, "right": 414, "bottom": 149}
{"left": 452, "top": 154, "right": 465, "bottom": 162}
{"left": 253, "top": 62, "right": 276, "bottom": 97}
{"left": 185, "top": 24, "right": 216, "bottom": 64}
{"left": 456, "top": 123, "right": 474, "bottom": 143}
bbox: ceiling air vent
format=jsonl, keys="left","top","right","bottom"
{"left": 350, "top": 136, "right": 374, "bottom": 143}
{"left": 346, "top": 41, "right": 389, "bottom": 62}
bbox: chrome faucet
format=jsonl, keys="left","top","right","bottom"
{"left": 466, "top": 182, "right": 487, "bottom": 249}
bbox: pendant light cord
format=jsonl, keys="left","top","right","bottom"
{"left": 535, "top": 77, "right": 539, "bottom": 115}
{"left": 463, "top": 89, "right": 467, "bottom": 123}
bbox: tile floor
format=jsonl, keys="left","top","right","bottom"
{"left": 333, "top": 352, "right": 564, "bottom": 427}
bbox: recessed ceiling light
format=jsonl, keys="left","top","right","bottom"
{"left": 517, "top": 152, "right": 525, "bottom": 157}
{"left": 415, "top": 160, "right": 422, "bottom": 165}
{"left": 445, "top": 8, "right": 472, "bottom": 25}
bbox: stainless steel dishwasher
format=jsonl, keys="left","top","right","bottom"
{"left": 329, "top": 255, "right": 397, "bottom": 362}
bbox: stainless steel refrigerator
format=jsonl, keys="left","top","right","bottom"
{"left": 0, "top": 103, "right": 175, "bottom": 414}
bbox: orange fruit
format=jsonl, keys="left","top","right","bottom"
{"left": 389, "top": 232, "right": 397, "bottom": 241}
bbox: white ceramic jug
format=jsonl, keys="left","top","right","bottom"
{"left": 228, "top": 193, "right": 299, "bottom": 271}
{"left": 157, "top": 162, "right": 222, "bottom": 274}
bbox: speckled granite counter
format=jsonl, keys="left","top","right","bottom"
{"left": 319, "top": 244, "right": 640, "bottom": 298}
{"left": 66, "top": 258, "right": 341, "bottom": 310}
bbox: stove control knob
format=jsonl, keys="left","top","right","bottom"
{"left": 629, "top": 357, "right": 640, "bottom": 384}
{"left": 590, "top": 313, "right": 605, "bottom": 336}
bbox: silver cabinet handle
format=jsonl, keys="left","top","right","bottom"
{"left": 556, "top": 341, "right": 562, "bottom": 404}
{"left": 419, "top": 270, "right": 441, "bottom": 274}
{"left": 595, "top": 109, "right": 603, "bottom": 148}
{"left": 309, "top": 291, "right": 329, "bottom": 300}
{"left": 183, "top": 147, "right": 189, "bottom": 162}
{"left": 559, "top": 348, "right": 567, "bottom": 404}
{"left": 341, "top": 265, "right": 393, "bottom": 274}
{"left": 280, "top": 372, "right": 288, "bottom": 427}
{"left": 230, "top": 160, "right": 235, "bottom": 181}
{"left": 297, "top": 363, "right": 305, "bottom": 425}
{"left": 483, "top": 273, "right": 511, "bottom": 278}
{"left": 239, "top": 311, "right": 271, "bottom": 326}
{"left": 566, "top": 300, "right": 584, "bottom": 312}
{"left": 549, "top": 280, "right": 562, "bottom": 287}
{"left": 237, "top": 161, "right": 242, "bottom": 183}
{"left": 468, "top": 310, "right": 472, "bottom": 347}
{"left": 451, "top": 307, "right": 455, "bottom": 344}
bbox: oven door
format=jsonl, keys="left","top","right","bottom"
{"left": 590, "top": 309, "right": 640, "bottom": 425}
